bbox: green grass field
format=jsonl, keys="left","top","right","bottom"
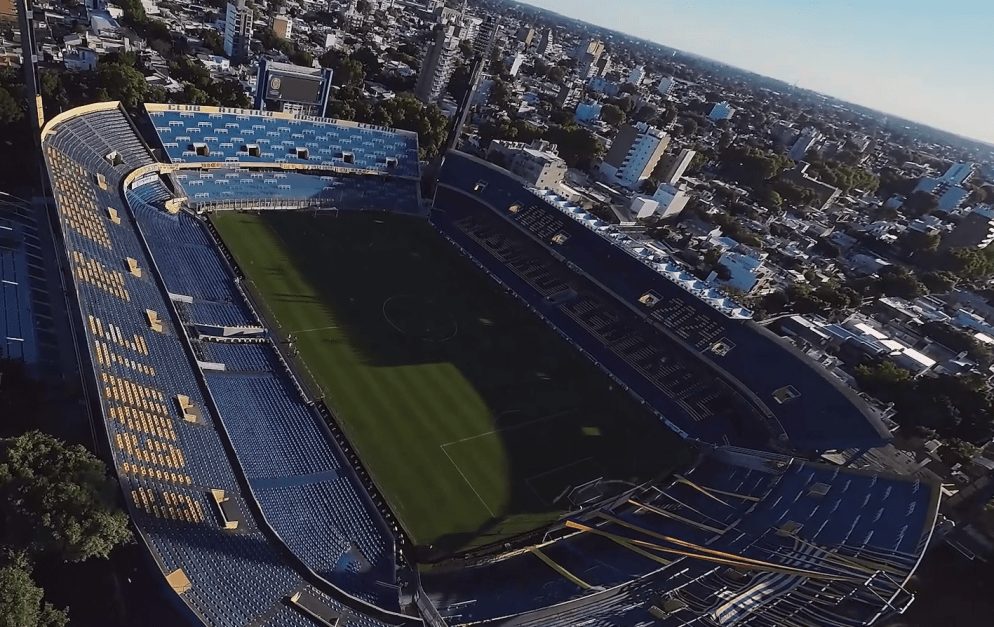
{"left": 212, "top": 210, "right": 689, "bottom": 559}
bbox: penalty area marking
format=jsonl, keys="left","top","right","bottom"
{"left": 441, "top": 444, "right": 496, "bottom": 518}
{"left": 438, "top": 410, "right": 578, "bottom": 518}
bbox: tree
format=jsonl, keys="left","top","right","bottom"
{"left": 0, "top": 564, "right": 67, "bottom": 627}
{"left": 679, "top": 117, "right": 698, "bottom": 136}
{"left": 490, "top": 78, "right": 512, "bottom": 110}
{"left": 547, "top": 65, "right": 565, "bottom": 84}
{"left": 920, "top": 271, "right": 958, "bottom": 294}
{"left": 765, "top": 189, "right": 783, "bottom": 208}
{"left": 199, "top": 28, "right": 224, "bottom": 56}
{"left": 95, "top": 61, "right": 147, "bottom": 110}
{"left": 0, "top": 431, "right": 131, "bottom": 563}
{"left": 600, "top": 103, "right": 625, "bottom": 127}
{"left": 0, "top": 87, "right": 22, "bottom": 126}
{"left": 544, "top": 123, "right": 604, "bottom": 169}
{"left": 288, "top": 49, "right": 314, "bottom": 68}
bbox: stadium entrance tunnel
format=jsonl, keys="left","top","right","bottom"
{"left": 212, "top": 210, "right": 692, "bottom": 563}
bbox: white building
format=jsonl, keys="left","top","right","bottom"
{"left": 707, "top": 101, "right": 736, "bottom": 121}
{"left": 657, "top": 77, "right": 674, "bottom": 96}
{"left": 223, "top": 0, "right": 252, "bottom": 63}
{"left": 507, "top": 52, "right": 525, "bottom": 77}
{"left": 627, "top": 65, "right": 645, "bottom": 86}
{"left": 788, "top": 128, "right": 822, "bottom": 161}
{"left": 598, "top": 122, "right": 670, "bottom": 190}
{"left": 656, "top": 148, "right": 696, "bottom": 186}
{"left": 710, "top": 248, "right": 770, "bottom": 294}
{"left": 650, "top": 182, "right": 691, "bottom": 218}
{"left": 574, "top": 100, "right": 602, "bottom": 123}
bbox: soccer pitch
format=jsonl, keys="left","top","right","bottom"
{"left": 212, "top": 210, "right": 689, "bottom": 559}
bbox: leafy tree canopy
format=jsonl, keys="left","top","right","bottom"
{"left": 0, "top": 564, "right": 67, "bottom": 627}
{"left": 0, "top": 431, "right": 131, "bottom": 563}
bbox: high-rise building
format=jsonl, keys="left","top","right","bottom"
{"left": 627, "top": 65, "right": 645, "bottom": 86}
{"left": 942, "top": 205, "right": 994, "bottom": 249}
{"left": 536, "top": 28, "right": 553, "bottom": 56}
{"left": 223, "top": 0, "right": 252, "bottom": 63}
{"left": 273, "top": 14, "right": 292, "bottom": 40}
{"left": 707, "top": 101, "right": 736, "bottom": 121}
{"left": 415, "top": 24, "right": 461, "bottom": 104}
{"left": 555, "top": 80, "right": 583, "bottom": 109}
{"left": 599, "top": 122, "right": 670, "bottom": 190}
{"left": 516, "top": 26, "right": 535, "bottom": 46}
{"left": 656, "top": 148, "right": 696, "bottom": 185}
{"left": 487, "top": 139, "right": 567, "bottom": 190}
{"left": 789, "top": 128, "right": 822, "bottom": 161}
{"left": 656, "top": 77, "right": 674, "bottom": 96}
{"left": 473, "top": 14, "right": 499, "bottom": 56}
{"left": 507, "top": 52, "right": 525, "bottom": 77}
{"left": 574, "top": 39, "right": 605, "bottom": 79}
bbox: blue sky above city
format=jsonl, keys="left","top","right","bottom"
{"left": 520, "top": 0, "right": 994, "bottom": 145}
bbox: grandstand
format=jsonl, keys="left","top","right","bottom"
{"left": 434, "top": 152, "right": 893, "bottom": 455}
{"left": 41, "top": 101, "right": 938, "bottom": 627}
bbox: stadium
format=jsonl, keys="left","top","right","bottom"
{"left": 41, "top": 101, "right": 940, "bottom": 627}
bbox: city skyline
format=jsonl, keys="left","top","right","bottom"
{"left": 519, "top": 0, "right": 994, "bottom": 146}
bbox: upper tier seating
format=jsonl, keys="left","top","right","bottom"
{"left": 146, "top": 105, "right": 420, "bottom": 178}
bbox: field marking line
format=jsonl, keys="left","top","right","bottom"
{"left": 439, "top": 409, "right": 577, "bottom": 448}
{"left": 292, "top": 325, "right": 339, "bottom": 334}
{"left": 524, "top": 456, "right": 597, "bottom": 506}
{"left": 441, "top": 444, "right": 496, "bottom": 518}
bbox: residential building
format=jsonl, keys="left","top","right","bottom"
{"left": 587, "top": 76, "right": 620, "bottom": 96}
{"left": 574, "top": 100, "right": 602, "bottom": 123}
{"left": 655, "top": 148, "right": 695, "bottom": 185}
{"left": 771, "top": 120, "right": 799, "bottom": 146}
{"left": 707, "top": 101, "right": 736, "bottom": 121}
{"left": 941, "top": 205, "right": 994, "bottom": 249}
{"left": 536, "top": 28, "right": 553, "bottom": 56}
{"left": 473, "top": 14, "right": 499, "bottom": 56}
{"left": 789, "top": 128, "right": 823, "bottom": 160}
{"left": 599, "top": 122, "right": 670, "bottom": 189}
{"left": 627, "top": 65, "right": 645, "bottom": 86}
{"left": 223, "top": 0, "right": 252, "bottom": 63}
{"left": 656, "top": 77, "right": 674, "bottom": 96}
{"left": 555, "top": 80, "right": 583, "bottom": 109}
{"left": 710, "top": 247, "right": 771, "bottom": 294}
{"left": 488, "top": 140, "right": 568, "bottom": 190}
{"left": 651, "top": 182, "right": 690, "bottom": 218}
{"left": 516, "top": 26, "right": 535, "bottom": 46}
{"left": 507, "top": 52, "right": 525, "bottom": 76}
{"left": 273, "top": 14, "right": 292, "bottom": 40}
{"left": 574, "top": 39, "right": 605, "bottom": 79}
{"left": 415, "top": 24, "right": 461, "bottom": 104}
{"left": 0, "top": 0, "right": 14, "bottom": 22}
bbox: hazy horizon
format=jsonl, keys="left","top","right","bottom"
{"left": 517, "top": 0, "right": 994, "bottom": 147}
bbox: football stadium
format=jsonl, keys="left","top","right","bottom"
{"left": 41, "top": 101, "right": 940, "bottom": 627}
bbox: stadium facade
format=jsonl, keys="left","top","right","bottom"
{"left": 41, "top": 101, "right": 937, "bottom": 627}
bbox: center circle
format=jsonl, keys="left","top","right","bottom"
{"left": 382, "top": 295, "right": 458, "bottom": 342}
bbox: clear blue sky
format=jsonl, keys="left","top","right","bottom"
{"left": 520, "top": 0, "right": 994, "bottom": 145}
